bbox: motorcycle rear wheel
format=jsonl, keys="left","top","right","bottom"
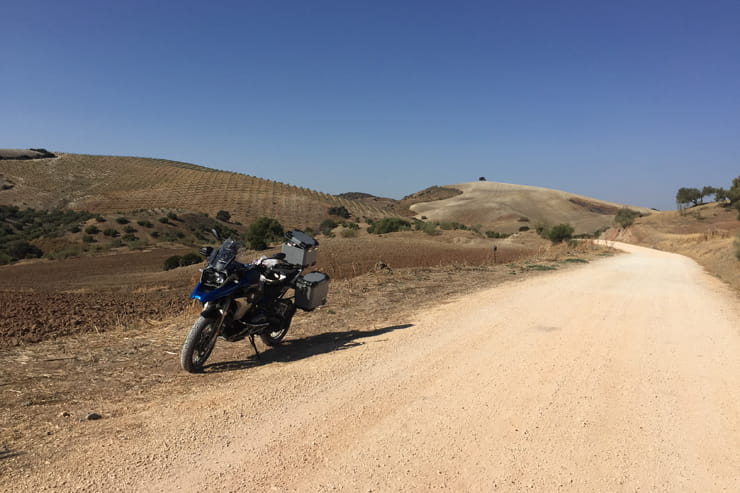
{"left": 180, "top": 316, "right": 220, "bottom": 373}
{"left": 260, "top": 326, "right": 289, "bottom": 346}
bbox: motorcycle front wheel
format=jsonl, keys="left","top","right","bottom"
{"left": 180, "top": 316, "right": 220, "bottom": 373}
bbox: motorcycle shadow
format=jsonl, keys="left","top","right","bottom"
{"left": 202, "top": 323, "right": 414, "bottom": 374}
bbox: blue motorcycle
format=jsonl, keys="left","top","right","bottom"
{"left": 180, "top": 230, "right": 329, "bottom": 373}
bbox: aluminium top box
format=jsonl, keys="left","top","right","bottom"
{"left": 281, "top": 230, "right": 319, "bottom": 267}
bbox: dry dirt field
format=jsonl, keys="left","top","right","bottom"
{"left": 2, "top": 242, "right": 739, "bottom": 491}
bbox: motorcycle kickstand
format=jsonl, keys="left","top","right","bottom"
{"left": 249, "top": 334, "right": 262, "bottom": 362}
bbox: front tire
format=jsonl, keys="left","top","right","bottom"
{"left": 180, "top": 316, "right": 220, "bottom": 373}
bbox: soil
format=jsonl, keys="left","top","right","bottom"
{"left": 2, "top": 242, "right": 739, "bottom": 491}
{"left": 0, "top": 242, "right": 607, "bottom": 489}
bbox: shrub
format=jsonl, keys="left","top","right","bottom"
{"left": 122, "top": 233, "right": 138, "bottom": 242}
{"left": 163, "top": 255, "right": 182, "bottom": 270}
{"left": 340, "top": 229, "right": 358, "bottom": 238}
{"left": 158, "top": 217, "right": 169, "bottom": 224}
{"left": 150, "top": 231, "right": 160, "bottom": 238}
{"left": 735, "top": 235, "right": 740, "bottom": 260}
{"left": 346, "top": 222, "right": 359, "bottom": 230}
{"left": 519, "top": 226, "right": 530, "bottom": 232}
{"left": 216, "top": 210, "right": 231, "bottom": 222}
{"left": 109, "top": 238, "right": 124, "bottom": 248}
{"left": 547, "top": 223, "right": 575, "bottom": 243}
{"left": 103, "top": 228, "right": 119, "bottom": 237}
{"left": 368, "top": 217, "right": 411, "bottom": 234}
{"left": 167, "top": 212, "right": 179, "bottom": 221}
{"left": 615, "top": 208, "right": 641, "bottom": 228}
{"left": 84, "top": 225, "right": 100, "bottom": 234}
{"left": 82, "top": 235, "right": 95, "bottom": 243}
{"left": 245, "top": 217, "right": 284, "bottom": 250}
{"left": 123, "top": 225, "right": 137, "bottom": 234}
{"left": 69, "top": 225, "right": 81, "bottom": 233}
{"left": 486, "top": 231, "right": 510, "bottom": 238}
{"left": 95, "top": 215, "right": 106, "bottom": 223}
{"left": 328, "top": 206, "right": 351, "bottom": 219}
{"left": 137, "top": 220, "right": 153, "bottom": 228}
{"left": 319, "top": 219, "right": 338, "bottom": 235}
{"left": 115, "top": 217, "right": 129, "bottom": 225}
{"left": 6, "top": 240, "right": 43, "bottom": 260}
{"left": 179, "top": 252, "right": 202, "bottom": 266}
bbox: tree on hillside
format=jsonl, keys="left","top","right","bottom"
{"left": 547, "top": 223, "right": 574, "bottom": 243}
{"left": 615, "top": 208, "right": 640, "bottom": 228}
{"left": 701, "top": 186, "right": 717, "bottom": 203}
{"left": 676, "top": 187, "right": 702, "bottom": 208}
{"left": 245, "top": 217, "right": 283, "bottom": 250}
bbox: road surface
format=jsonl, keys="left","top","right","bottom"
{"left": 8, "top": 242, "right": 740, "bottom": 491}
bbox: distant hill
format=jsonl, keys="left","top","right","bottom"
{"left": 409, "top": 181, "right": 652, "bottom": 234}
{"left": 0, "top": 152, "right": 389, "bottom": 228}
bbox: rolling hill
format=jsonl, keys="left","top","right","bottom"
{"left": 409, "top": 181, "right": 653, "bottom": 234}
{"left": 0, "top": 152, "right": 390, "bottom": 228}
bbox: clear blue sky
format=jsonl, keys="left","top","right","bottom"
{"left": 2, "top": 0, "right": 739, "bottom": 210}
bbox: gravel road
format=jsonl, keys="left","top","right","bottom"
{"left": 8, "top": 242, "right": 740, "bottom": 491}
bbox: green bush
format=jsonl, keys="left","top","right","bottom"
{"left": 84, "top": 225, "right": 100, "bottom": 234}
{"left": 137, "top": 220, "right": 153, "bottom": 228}
{"left": 69, "top": 225, "right": 81, "bottom": 233}
{"left": 158, "top": 217, "right": 169, "bottom": 224}
{"left": 150, "top": 231, "right": 160, "bottom": 238}
{"left": 122, "top": 233, "right": 138, "bottom": 242}
{"left": 216, "top": 210, "right": 231, "bottom": 222}
{"left": 179, "top": 252, "right": 202, "bottom": 266}
{"left": 328, "top": 206, "right": 351, "bottom": 218}
{"left": 615, "top": 208, "right": 641, "bottom": 228}
{"left": 123, "top": 225, "right": 137, "bottom": 234}
{"left": 518, "top": 226, "right": 530, "bottom": 232}
{"left": 167, "top": 212, "right": 179, "bottom": 221}
{"left": 6, "top": 240, "right": 43, "bottom": 260}
{"left": 245, "top": 217, "right": 284, "bottom": 250}
{"left": 486, "top": 231, "right": 510, "bottom": 238}
{"left": 340, "top": 229, "right": 358, "bottom": 238}
{"left": 82, "top": 235, "right": 95, "bottom": 243}
{"left": 547, "top": 224, "right": 575, "bottom": 243}
{"left": 103, "top": 228, "right": 119, "bottom": 237}
{"left": 95, "top": 215, "right": 106, "bottom": 223}
{"left": 368, "top": 217, "right": 411, "bottom": 234}
{"left": 319, "top": 219, "right": 338, "bottom": 235}
{"left": 115, "top": 217, "right": 129, "bottom": 225}
{"left": 163, "top": 255, "right": 182, "bottom": 270}
{"left": 109, "top": 238, "right": 124, "bottom": 248}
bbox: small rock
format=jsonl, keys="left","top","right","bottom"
{"left": 85, "top": 412, "right": 103, "bottom": 421}
{"left": 59, "top": 411, "right": 71, "bottom": 418}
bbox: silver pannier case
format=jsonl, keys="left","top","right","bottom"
{"left": 295, "top": 272, "right": 330, "bottom": 311}
{"left": 281, "top": 230, "right": 318, "bottom": 267}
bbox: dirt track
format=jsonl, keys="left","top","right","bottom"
{"left": 5, "top": 242, "right": 740, "bottom": 491}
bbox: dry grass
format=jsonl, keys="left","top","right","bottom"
{"left": 410, "top": 181, "right": 652, "bottom": 235}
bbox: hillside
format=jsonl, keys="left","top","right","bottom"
{"left": 409, "top": 181, "right": 652, "bottom": 234}
{"left": 0, "top": 152, "right": 389, "bottom": 228}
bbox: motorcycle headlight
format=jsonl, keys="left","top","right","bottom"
{"left": 202, "top": 269, "right": 226, "bottom": 287}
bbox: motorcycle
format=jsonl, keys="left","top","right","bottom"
{"left": 180, "top": 230, "right": 329, "bottom": 373}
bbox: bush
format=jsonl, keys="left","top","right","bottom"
{"left": 163, "top": 255, "right": 182, "bottom": 270}
{"left": 150, "top": 231, "right": 160, "bottom": 238}
{"left": 123, "top": 225, "right": 137, "bottom": 233}
{"left": 179, "top": 252, "right": 202, "bottom": 266}
{"left": 547, "top": 224, "right": 575, "bottom": 243}
{"left": 615, "top": 208, "right": 640, "bottom": 228}
{"left": 518, "top": 226, "right": 530, "bottom": 232}
{"left": 245, "top": 217, "right": 284, "bottom": 250}
{"left": 6, "top": 240, "right": 43, "bottom": 260}
{"left": 735, "top": 235, "right": 740, "bottom": 260}
{"left": 328, "top": 206, "right": 351, "bottom": 219}
{"left": 82, "top": 235, "right": 95, "bottom": 243}
{"left": 367, "top": 217, "right": 411, "bottom": 234}
{"left": 84, "top": 225, "right": 100, "bottom": 234}
{"left": 216, "top": 210, "right": 231, "bottom": 222}
{"left": 167, "top": 212, "right": 179, "bottom": 221}
{"left": 158, "top": 216, "right": 169, "bottom": 224}
{"left": 319, "top": 219, "right": 338, "bottom": 235}
{"left": 486, "top": 231, "right": 510, "bottom": 238}
{"left": 115, "top": 217, "right": 129, "bottom": 225}
{"left": 122, "top": 233, "right": 138, "bottom": 242}
{"left": 103, "top": 228, "right": 119, "bottom": 237}
{"left": 137, "top": 220, "right": 153, "bottom": 228}
{"left": 95, "top": 215, "right": 106, "bottom": 223}
{"left": 69, "top": 225, "right": 81, "bottom": 233}
{"left": 340, "top": 229, "right": 358, "bottom": 238}
{"left": 109, "top": 238, "right": 124, "bottom": 248}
